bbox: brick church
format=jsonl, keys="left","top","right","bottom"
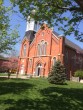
{"left": 18, "top": 16, "right": 83, "bottom": 79}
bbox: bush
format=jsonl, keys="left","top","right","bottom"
{"left": 74, "top": 70, "right": 83, "bottom": 79}
{"left": 48, "top": 61, "right": 66, "bottom": 84}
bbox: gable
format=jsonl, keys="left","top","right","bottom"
{"left": 28, "top": 24, "right": 52, "bottom": 48}
{"left": 35, "top": 57, "right": 46, "bottom": 66}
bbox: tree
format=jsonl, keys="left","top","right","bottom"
{"left": 48, "top": 61, "right": 66, "bottom": 84}
{"left": 0, "top": 1, "right": 19, "bottom": 53}
{"left": 7, "top": 49, "right": 19, "bottom": 57}
{"left": 0, "top": 57, "right": 10, "bottom": 73}
{"left": 8, "top": 57, "right": 18, "bottom": 72}
{"left": 7, "top": 49, "right": 19, "bottom": 73}
{"left": 10, "top": 0, "right": 83, "bottom": 42}
{"left": 74, "top": 70, "right": 83, "bottom": 79}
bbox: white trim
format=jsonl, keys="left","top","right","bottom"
{"left": 32, "top": 55, "right": 52, "bottom": 58}
{"left": 52, "top": 33, "right": 59, "bottom": 40}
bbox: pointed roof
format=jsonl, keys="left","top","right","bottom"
{"left": 24, "top": 30, "right": 36, "bottom": 43}
{"left": 65, "top": 38, "right": 83, "bottom": 54}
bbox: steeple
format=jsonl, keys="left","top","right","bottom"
{"left": 26, "top": 10, "right": 40, "bottom": 32}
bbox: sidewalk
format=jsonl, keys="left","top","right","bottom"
{"left": 0, "top": 74, "right": 30, "bottom": 79}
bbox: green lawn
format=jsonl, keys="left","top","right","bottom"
{"left": 0, "top": 73, "right": 8, "bottom": 76}
{"left": 0, "top": 78, "right": 83, "bottom": 110}
{"left": 0, "top": 73, "right": 16, "bottom": 76}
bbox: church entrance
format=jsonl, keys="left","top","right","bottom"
{"left": 35, "top": 64, "right": 42, "bottom": 76}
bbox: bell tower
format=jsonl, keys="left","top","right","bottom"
{"left": 26, "top": 10, "right": 40, "bottom": 32}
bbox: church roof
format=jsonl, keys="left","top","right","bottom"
{"left": 24, "top": 30, "right": 36, "bottom": 43}
{"left": 53, "top": 31, "right": 83, "bottom": 54}
{"left": 53, "top": 31, "right": 59, "bottom": 36}
{"left": 65, "top": 38, "right": 83, "bottom": 54}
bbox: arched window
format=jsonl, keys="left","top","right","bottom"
{"left": 41, "top": 40, "right": 45, "bottom": 55}
{"left": 35, "top": 63, "right": 42, "bottom": 76}
{"left": 37, "top": 40, "right": 47, "bottom": 56}
{"left": 44, "top": 42, "right": 47, "bottom": 55}
{"left": 37, "top": 44, "right": 40, "bottom": 55}
{"left": 53, "top": 57, "right": 56, "bottom": 66}
{"left": 23, "top": 44, "right": 26, "bottom": 56}
{"left": 29, "top": 59, "right": 32, "bottom": 68}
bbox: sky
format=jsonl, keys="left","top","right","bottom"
{"left": 4, "top": 0, "right": 83, "bottom": 54}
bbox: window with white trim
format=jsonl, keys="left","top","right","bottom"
{"left": 23, "top": 44, "right": 26, "bottom": 56}
{"left": 37, "top": 40, "right": 47, "bottom": 56}
{"left": 53, "top": 57, "right": 56, "bottom": 66}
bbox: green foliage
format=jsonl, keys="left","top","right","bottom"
{"left": 74, "top": 70, "right": 83, "bottom": 79}
{"left": 0, "top": 2, "right": 19, "bottom": 53}
{"left": 10, "top": 0, "right": 83, "bottom": 41}
{"left": 48, "top": 61, "right": 66, "bottom": 84}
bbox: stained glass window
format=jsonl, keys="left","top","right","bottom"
{"left": 37, "top": 40, "right": 47, "bottom": 56}
{"left": 23, "top": 44, "right": 26, "bottom": 56}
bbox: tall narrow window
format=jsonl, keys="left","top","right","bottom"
{"left": 53, "top": 57, "right": 56, "bottom": 66}
{"left": 41, "top": 40, "right": 45, "bottom": 55}
{"left": 23, "top": 44, "right": 26, "bottom": 56}
{"left": 44, "top": 42, "right": 47, "bottom": 55}
{"left": 38, "top": 44, "right": 40, "bottom": 55}
{"left": 29, "top": 59, "right": 32, "bottom": 68}
{"left": 37, "top": 40, "right": 47, "bottom": 56}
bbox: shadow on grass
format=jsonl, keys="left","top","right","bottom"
{"left": 0, "top": 77, "right": 9, "bottom": 80}
{"left": 40, "top": 87, "right": 83, "bottom": 110}
{"left": 0, "top": 78, "right": 34, "bottom": 95}
{"left": 0, "top": 78, "right": 83, "bottom": 110}
{"left": 2, "top": 86, "right": 83, "bottom": 110}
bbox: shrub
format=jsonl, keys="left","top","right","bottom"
{"left": 74, "top": 70, "right": 83, "bottom": 79}
{"left": 48, "top": 61, "right": 66, "bottom": 84}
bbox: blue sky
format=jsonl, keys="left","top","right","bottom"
{"left": 4, "top": 0, "right": 83, "bottom": 53}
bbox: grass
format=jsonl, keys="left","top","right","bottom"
{"left": 0, "top": 73, "right": 8, "bottom": 76}
{"left": 0, "top": 78, "right": 83, "bottom": 110}
{"left": 0, "top": 73, "right": 16, "bottom": 76}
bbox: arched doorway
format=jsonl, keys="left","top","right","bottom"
{"left": 35, "top": 63, "right": 42, "bottom": 76}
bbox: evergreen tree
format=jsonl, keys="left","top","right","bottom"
{"left": 48, "top": 61, "right": 66, "bottom": 84}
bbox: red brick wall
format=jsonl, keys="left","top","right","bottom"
{"left": 64, "top": 45, "right": 83, "bottom": 79}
